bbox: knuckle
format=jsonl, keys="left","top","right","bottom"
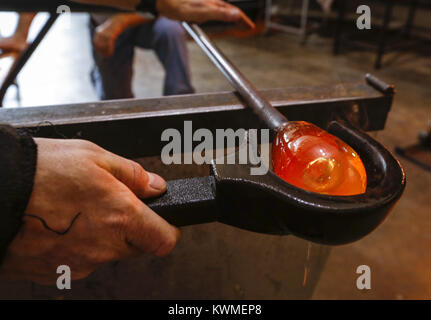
{"left": 122, "top": 197, "right": 142, "bottom": 215}
{"left": 155, "top": 231, "right": 180, "bottom": 257}
{"left": 106, "top": 209, "right": 131, "bottom": 231}
{"left": 129, "top": 160, "right": 148, "bottom": 184}
{"left": 105, "top": 198, "right": 142, "bottom": 231}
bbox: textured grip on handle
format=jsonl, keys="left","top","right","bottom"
{"left": 145, "top": 176, "right": 218, "bottom": 227}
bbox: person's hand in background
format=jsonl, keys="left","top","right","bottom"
{"left": 156, "top": 0, "right": 255, "bottom": 28}
{"left": 0, "top": 138, "right": 180, "bottom": 285}
{"left": 73, "top": 0, "right": 255, "bottom": 28}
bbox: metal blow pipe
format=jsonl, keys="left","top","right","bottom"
{"left": 182, "top": 22, "right": 288, "bottom": 131}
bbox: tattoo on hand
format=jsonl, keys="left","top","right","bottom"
{"left": 23, "top": 212, "right": 82, "bottom": 235}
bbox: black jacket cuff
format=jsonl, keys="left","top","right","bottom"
{"left": 0, "top": 125, "right": 37, "bottom": 263}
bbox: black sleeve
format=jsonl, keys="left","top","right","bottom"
{"left": 0, "top": 125, "right": 37, "bottom": 263}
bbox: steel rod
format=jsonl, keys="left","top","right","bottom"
{"left": 182, "top": 22, "right": 288, "bottom": 131}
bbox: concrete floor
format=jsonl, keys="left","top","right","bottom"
{"left": 1, "top": 13, "right": 431, "bottom": 299}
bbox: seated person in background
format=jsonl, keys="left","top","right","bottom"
{"left": 0, "top": 13, "right": 35, "bottom": 54}
{"left": 90, "top": 13, "right": 194, "bottom": 99}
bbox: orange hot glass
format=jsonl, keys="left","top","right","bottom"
{"left": 272, "top": 121, "right": 367, "bottom": 196}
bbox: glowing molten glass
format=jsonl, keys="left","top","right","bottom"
{"left": 272, "top": 121, "right": 367, "bottom": 196}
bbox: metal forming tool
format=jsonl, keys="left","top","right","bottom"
{"left": 2, "top": 77, "right": 405, "bottom": 244}
{"left": 133, "top": 23, "right": 404, "bottom": 245}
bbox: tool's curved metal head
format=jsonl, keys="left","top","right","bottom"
{"left": 214, "top": 121, "right": 406, "bottom": 245}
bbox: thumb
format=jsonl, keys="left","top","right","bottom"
{"left": 102, "top": 154, "right": 167, "bottom": 199}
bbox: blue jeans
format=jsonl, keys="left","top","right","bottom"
{"left": 90, "top": 17, "right": 194, "bottom": 100}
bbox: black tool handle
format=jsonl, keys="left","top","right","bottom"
{"left": 365, "top": 73, "right": 395, "bottom": 95}
{"left": 183, "top": 22, "right": 288, "bottom": 131}
{"left": 144, "top": 176, "right": 218, "bottom": 227}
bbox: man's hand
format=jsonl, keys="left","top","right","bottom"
{"left": 157, "top": 0, "right": 255, "bottom": 27}
{"left": 0, "top": 138, "right": 180, "bottom": 285}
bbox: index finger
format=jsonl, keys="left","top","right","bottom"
{"left": 238, "top": 10, "right": 255, "bottom": 29}
{"left": 125, "top": 202, "right": 181, "bottom": 257}
{"left": 213, "top": 0, "right": 255, "bottom": 29}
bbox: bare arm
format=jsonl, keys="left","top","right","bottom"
{"left": 14, "top": 13, "right": 36, "bottom": 41}
{"left": 93, "top": 13, "right": 151, "bottom": 57}
{"left": 105, "top": 13, "right": 151, "bottom": 31}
